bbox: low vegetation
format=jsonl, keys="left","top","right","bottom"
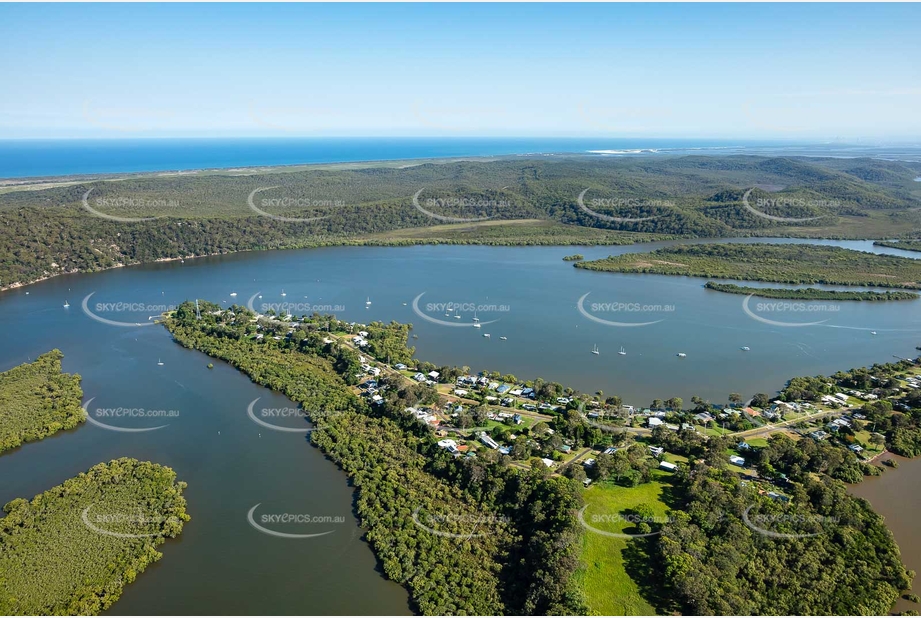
{"left": 0, "top": 458, "right": 189, "bottom": 615}
{"left": 654, "top": 459, "right": 911, "bottom": 615}
{"left": 3, "top": 155, "right": 921, "bottom": 289}
{"left": 577, "top": 243, "right": 921, "bottom": 289}
{"left": 575, "top": 476, "right": 672, "bottom": 615}
{"left": 876, "top": 240, "right": 921, "bottom": 252}
{"left": 165, "top": 301, "right": 586, "bottom": 615}
{"left": 0, "top": 350, "right": 85, "bottom": 454}
{"left": 704, "top": 281, "right": 919, "bottom": 301}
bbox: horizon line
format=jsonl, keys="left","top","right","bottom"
{"left": 1, "top": 135, "right": 919, "bottom": 144}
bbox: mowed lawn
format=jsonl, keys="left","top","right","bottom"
{"left": 575, "top": 472, "right": 673, "bottom": 615}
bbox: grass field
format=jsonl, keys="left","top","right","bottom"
{"left": 575, "top": 473, "right": 674, "bottom": 615}
{"left": 359, "top": 219, "right": 666, "bottom": 245}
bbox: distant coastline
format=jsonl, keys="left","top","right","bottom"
{"left": 3, "top": 137, "right": 921, "bottom": 180}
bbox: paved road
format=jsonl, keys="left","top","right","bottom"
{"left": 733, "top": 408, "right": 848, "bottom": 440}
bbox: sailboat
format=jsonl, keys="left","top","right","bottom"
{"left": 592, "top": 344, "right": 600, "bottom": 355}
{"left": 63, "top": 300, "right": 70, "bottom": 308}
{"left": 472, "top": 322, "right": 481, "bottom": 329}
{"left": 472, "top": 311, "right": 480, "bottom": 322}
{"left": 366, "top": 297, "right": 372, "bottom": 306}
{"left": 157, "top": 358, "right": 164, "bottom": 366}
{"left": 618, "top": 346, "right": 626, "bottom": 356}
{"left": 280, "top": 289, "right": 287, "bottom": 297}
{"left": 230, "top": 292, "right": 237, "bottom": 297}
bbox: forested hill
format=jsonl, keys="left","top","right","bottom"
{"left": 2, "top": 155, "right": 920, "bottom": 289}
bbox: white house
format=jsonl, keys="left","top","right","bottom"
{"left": 659, "top": 461, "right": 678, "bottom": 472}
{"left": 437, "top": 439, "right": 458, "bottom": 452}
{"left": 647, "top": 417, "right": 664, "bottom": 428}
{"left": 479, "top": 432, "right": 500, "bottom": 449}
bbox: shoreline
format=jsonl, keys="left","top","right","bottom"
{"left": 0, "top": 153, "right": 527, "bottom": 190}
{"left": 0, "top": 233, "right": 911, "bottom": 294}
{"left": 3, "top": 143, "right": 921, "bottom": 189}
{"left": 849, "top": 453, "right": 921, "bottom": 615}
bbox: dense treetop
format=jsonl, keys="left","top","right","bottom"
{"left": 0, "top": 349, "right": 85, "bottom": 454}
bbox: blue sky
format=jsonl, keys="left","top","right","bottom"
{"left": 1, "top": 3, "right": 918, "bottom": 140}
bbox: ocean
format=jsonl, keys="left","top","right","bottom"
{"left": 2, "top": 137, "right": 920, "bottom": 179}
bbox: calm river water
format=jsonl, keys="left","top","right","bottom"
{"left": 1, "top": 238, "right": 920, "bottom": 614}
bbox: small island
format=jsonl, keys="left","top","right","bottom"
{"left": 0, "top": 350, "right": 85, "bottom": 454}
{"left": 575, "top": 243, "right": 921, "bottom": 289}
{"left": 875, "top": 239, "right": 921, "bottom": 253}
{"left": 0, "top": 458, "right": 189, "bottom": 615}
{"left": 704, "top": 281, "right": 920, "bottom": 301}
{"left": 562, "top": 254, "right": 584, "bottom": 261}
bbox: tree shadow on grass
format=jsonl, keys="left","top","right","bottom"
{"left": 620, "top": 478, "right": 683, "bottom": 615}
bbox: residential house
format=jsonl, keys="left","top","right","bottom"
{"left": 479, "top": 432, "right": 500, "bottom": 450}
